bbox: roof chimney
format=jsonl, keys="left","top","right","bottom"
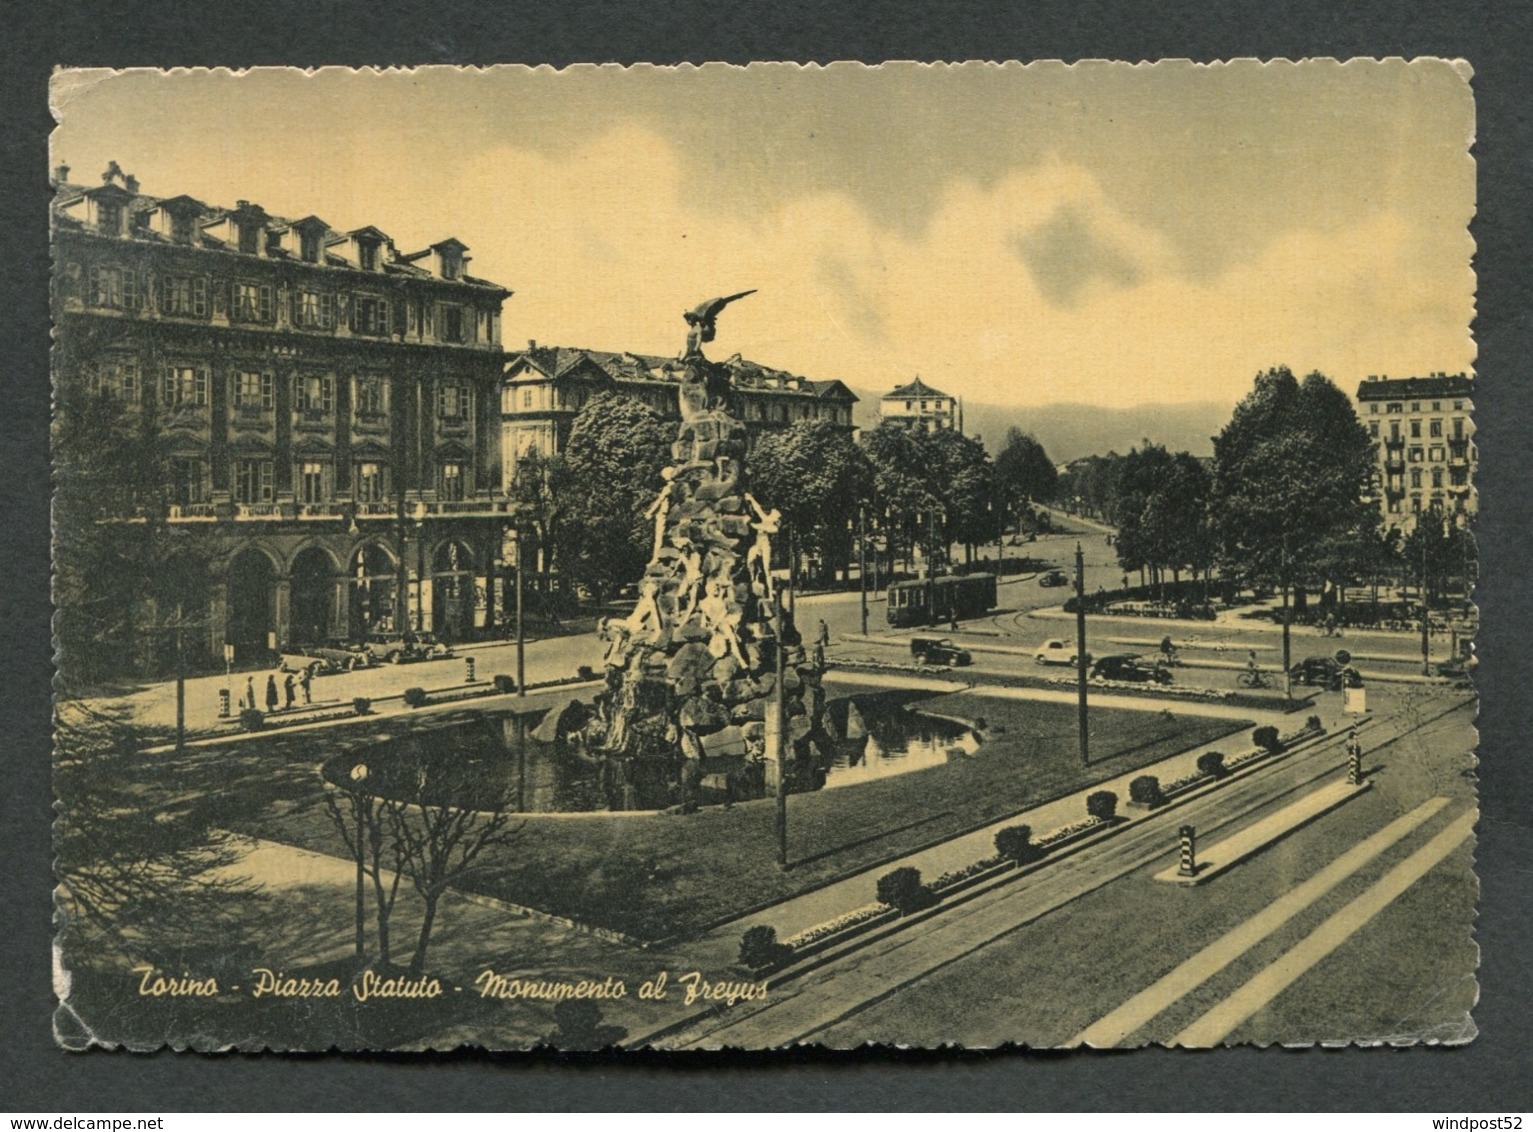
{"left": 527, "top": 339, "right": 537, "bottom": 351}
{"left": 124, "top": 174, "right": 139, "bottom": 193}
{"left": 53, "top": 162, "right": 70, "bottom": 185}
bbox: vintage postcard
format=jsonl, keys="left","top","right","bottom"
{"left": 50, "top": 60, "right": 1478, "bottom": 1051}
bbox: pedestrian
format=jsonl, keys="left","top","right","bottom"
{"left": 283, "top": 672, "right": 296, "bottom": 709}
{"left": 299, "top": 666, "right": 312, "bottom": 704}
{"left": 949, "top": 611, "right": 960, "bottom": 632}
{"left": 264, "top": 673, "right": 279, "bottom": 713}
{"left": 816, "top": 619, "right": 830, "bottom": 648}
{"left": 244, "top": 675, "right": 255, "bottom": 712}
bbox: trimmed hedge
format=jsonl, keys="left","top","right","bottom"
{"left": 1252, "top": 725, "right": 1282, "bottom": 754}
{"left": 876, "top": 867, "right": 936, "bottom": 915}
{"left": 352, "top": 697, "right": 372, "bottom": 716}
{"left": 994, "top": 824, "right": 1041, "bottom": 864}
{"left": 493, "top": 674, "right": 517, "bottom": 694}
{"left": 1195, "top": 750, "right": 1227, "bottom": 778}
{"left": 738, "top": 925, "right": 794, "bottom": 970}
{"left": 403, "top": 687, "right": 428, "bottom": 709}
{"left": 238, "top": 708, "right": 265, "bottom": 732}
{"left": 1086, "top": 790, "right": 1118, "bottom": 821}
{"left": 1129, "top": 774, "right": 1165, "bottom": 807}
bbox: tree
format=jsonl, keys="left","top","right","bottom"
{"left": 382, "top": 755, "right": 525, "bottom": 976}
{"left": 924, "top": 429, "right": 999, "bottom": 560}
{"left": 54, "top": 699, "right": 260, "bottom": 969}
{"left": 748, "top": 420, "right": 872, "bottom": 585}
{"left": 53, "top": 383, "right": 215, "bottom": 688}
{"left": 557, "top": 393, "right": 673, "bottom": 602}
{"left": 324, "top": 776, "right": 405, "bottom": 970}
{"left": 1211, "top": 367, "right": 1377, "bottom": 683}
{"left": 860, "top": 423, "right": 940, "bottom": 574}
{"left": 994, "top": 428, "right": 1058, "bottom": 526}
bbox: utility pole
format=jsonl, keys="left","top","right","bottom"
{"left": 773, "top": 589, "right": 788, "bottom": 870}
{"left": 1075, "top": 540, "right": 1088, "bottom": 766}
{"left": 858, "top": 505, "right": 869, "bottom": 636}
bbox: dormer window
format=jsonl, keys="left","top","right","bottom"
{"left": 300, "top": 231, "right": 321, "bottom": 263}
{"left": 171, "top": 213, "right": 195, "bottom": 243}
{"left": 432, "top": 238, "right": 468, "bottom": 281}
{"left": 238, "top": 223, "right": 260, "bottom": 255}
{"left": 358, "top": 241, "right": 380, "bottom": 271}
{"left": 97, "top": 200, "right": 122, "bottom": 235}
{"left": 265, "top": 229, "right": 285, "bottom": 255}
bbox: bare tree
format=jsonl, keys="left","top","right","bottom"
{"left": 383, "top": 758, "right": 524, "bottom": 976}
{"left": 323, "top": 777, "right": 405, "bottom": 971}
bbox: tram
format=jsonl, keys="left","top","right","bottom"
{"left": 886, "top": 573, "right": 998, "bottom": 628}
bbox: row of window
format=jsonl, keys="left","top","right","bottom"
{"left": 82, "top": 265, "right": 494, "bottom": 343}
{"left": 170, "top": 457, "right": 471, "bottom": 506}
{"left": 1385, "top": 467, "right": 1471, "bottom": 490}
{"left": 87, "top": 362, "right": 475, "bottom": 423}
{"left": 1367, "top": 417, "right": 1469, "bottom": 440}
{"left": 1369, "top": 436, "right": 1474, "bottom": 465}
{"left": 1368, "top": 398, "right": 1468, "bottom": 414}
{"left": 1385, "top": 494, "right": 1470, "bottom": 515}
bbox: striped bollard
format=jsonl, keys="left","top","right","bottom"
{"left": 465, "top": 656, "right": 477, "bottom": 683}
{"left": 218, "top": 688, "right": 231, "bottom": 718}
{"left": 1347, "top": 736, "right": 1363, "bottom": 786}
{"left": 1178, "top": 824, "right": 1197, "bottom": 877}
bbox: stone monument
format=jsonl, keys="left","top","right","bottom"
{"left": 583, "top": 291, "right": 831, "bottom": 811}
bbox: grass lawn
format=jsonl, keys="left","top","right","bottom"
{"left": 250, "top": 683, "right": 1250, "bottom": 942}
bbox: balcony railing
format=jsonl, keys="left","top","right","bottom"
{"left": 167, "top": 503, "right": 217, "bottom": 520}
{"left": 234, "top": 502, "right": 283, "bottom": 520}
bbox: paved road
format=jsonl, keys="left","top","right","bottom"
{"left": 661, "top": 691, "right": 1476, "bottom": 1048}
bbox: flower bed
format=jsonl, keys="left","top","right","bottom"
{"left": 781, "top": 903, "right": 896, "bottom": 952}
{"left": 1037, "top": 816, "right": 1108, "bottom": 847}
{"left": 932, "top": 855, "right": 1007, "bottom": 891}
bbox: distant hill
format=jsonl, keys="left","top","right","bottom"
{"left": 849, "top": 389, "right": 1230, "bottom": 463}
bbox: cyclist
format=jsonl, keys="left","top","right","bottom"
{"left": 1160, "top": 635, "right": 1178, "bottom": 665}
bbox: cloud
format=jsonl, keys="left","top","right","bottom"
{"left": 1010, "top": 205, "right": 1143, "bottom": 308}
{"left": 442, "top": 126, "right": 1470, "bottom": 413}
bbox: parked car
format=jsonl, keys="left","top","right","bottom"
{"left": 910, "top": 636, "right": 973, "bottom": 667}
{"left": 1090, "top": 653, "right": 1173, "bottom": 684}
{"left": 1034, "top": 639, "right": 1090, "bottom": 666}
{"left": 1038, "top": 569, "right": 1069, "bottom": 587}
{"left": 279, "top": 644, "right": 371, "bottom": 675}
{"left": 1289, "top": 656, "right": 1363, "bottom": 690}
{"left": 355, "top": 631, "right": 455, "bottom": 664}
{"left": 410, "top": 631, "right": 455, "bottom": 661}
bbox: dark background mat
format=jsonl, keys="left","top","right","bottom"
{"left": 2, "top": 0, "right": 1530, "bottom": 1111}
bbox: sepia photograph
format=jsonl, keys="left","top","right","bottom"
{"left": 49, "top": 58, "right": 1479, "bottom": 1052}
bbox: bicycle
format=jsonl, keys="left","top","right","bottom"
{"left": 1236, "top": 667, "right": 1273, "bottom": 689}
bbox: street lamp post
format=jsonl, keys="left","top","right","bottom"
{"left": 514, "top": 527, "right": 525, "bottom": 696}
{"left": 858, "top": 505, "right": 869, "bottom": 636}
{"left": 349, "top": 762, "right": 369, "bottom": 961}
{"left": 1420, "top": 518, "right": 1433, "bottom": 675}
{"left": 1075, "top": 540, "right": 1089, "bottom": 766}
{"left": 773, "top": 589, "right": 789, "bottom": 870}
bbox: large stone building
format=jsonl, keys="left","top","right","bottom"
{"left": 52, "top": 163, "right": 512, "bottom": 666}
{"left": 500, "top": 343, "right": 858, "bottom": 478}
{"left": 878, "top": 375, "right": 962, "bottom": 433}
{"left": 1354, "top": 372, "right": 1477, "bottom": 533}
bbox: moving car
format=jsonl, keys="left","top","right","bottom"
{"left": 910, "top": 636, "right": 973, "bottom": 667}
{"left": 1038, "top": 569, "right": 1069, "bottom": 587}
{"left": 1034, "top": 639, "right": 1090, "bottom": 666}
{"left": 278, "top": 644, "right": 372, "bottom": 675}
{"left": 1288, "top": 655, "right": 1363, "bottom": 690}
{"left": 1090, "top": 653, "right": 1173, "bottom": 684}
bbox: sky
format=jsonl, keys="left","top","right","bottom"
{"left": 50, "top": 61, "right": 1476, "bottom": 412}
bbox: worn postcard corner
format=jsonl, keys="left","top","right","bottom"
{"left": 49, "top": 58, "right": 1477, "bottom": 1053}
